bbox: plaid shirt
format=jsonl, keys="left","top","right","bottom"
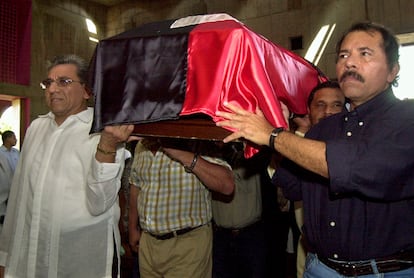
{"left": 129, "top": 140, "right": 227, "bottom": 234}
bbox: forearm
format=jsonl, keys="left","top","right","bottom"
{"left": 274, "top": 131, "right": 328, "bottom": 178}
{"left": 163, "top": 148, "right": 235, "bottom": 195}
{"left": 95, "top": 141, "right": 117, "bottom": 163}
{"left": 190, "top": 156, "right": 235, "bottom": 195}
{"left": 215, "top": 103, "right": 328, "bottom": 177}
{"left": 128, "top": 185, "right": 140, "bottom": 232}
{"left": 86, "top": 158, "right": 123, "bottom": 215}
{"left": 128, "top": 185, "right": 141, "bottom": 252}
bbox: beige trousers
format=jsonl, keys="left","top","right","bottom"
{"left": 139, "top": 223, "right": 212, "bottom": 278}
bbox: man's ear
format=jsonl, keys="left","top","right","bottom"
{"left": 83, "top": 85, "right": 93, "bottom": 100}
{"left": 387, "top": 63, "right": 400, "bottom": 84}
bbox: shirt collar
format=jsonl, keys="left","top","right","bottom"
{"left": 40, "top": 107, "right": 93, "bottom": 124}
{"left": 351, "top": 87, "right": 398, "bottom": 118}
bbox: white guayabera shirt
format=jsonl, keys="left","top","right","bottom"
{"left": 0, "top": 108, "right": 125, "bottom": 278}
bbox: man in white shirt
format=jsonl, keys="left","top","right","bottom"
{"left": 0, "top": 54, "right": 134, "bottom": 278}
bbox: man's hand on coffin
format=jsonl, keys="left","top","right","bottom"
{"left": 293, "top": 115, "right": 311, "bottom": 135}
{"left": 215, "top": 102, "right": 276, "bottom": 146}
{"left": 95, "top": 124, "right": 134, "bottom": 163}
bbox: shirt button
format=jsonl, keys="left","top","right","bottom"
{"left": 330, "top": 221, "right": 336, "bottom": 227}
{"left": 333, "top": 254, "right": 339, "bottom": 259}
{"left": 359, "top": 121, "right": 364, "bottom": 126}
{"left": 346, "top": 131, "right": 352, "bottom": 136}
{"left": 344, "top": 117, "right": 348, "bottom": 122}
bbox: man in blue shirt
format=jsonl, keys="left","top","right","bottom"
{"left": 216, "top": 21, "right": 414, "bottom": 277}
{"left": 0, "top": 131, "right": 19, "bottom": 173}
{"left": 0, "top": 154, "right": 12, "bottom": 232}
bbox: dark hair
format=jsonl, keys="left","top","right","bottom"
{"left": 47, "top": 54, "right": 89, "bottom": 85}
{"left": 336, "top": 21, "right": 400, "bottom": 86}
{"left": 2, "top": 130, "right": 15, "bottom": 142}
{"left": 307, "top": 80, "right": 340, "bottom": 107}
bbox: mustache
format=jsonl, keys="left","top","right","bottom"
{"left": 340, "top": 71, "right": 364, "bottom": 83}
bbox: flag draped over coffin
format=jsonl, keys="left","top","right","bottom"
{"left": 89, "top": 14, "right": 327, "bottom": 157}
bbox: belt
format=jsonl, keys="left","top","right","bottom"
{"left": 214, "top": 220, "right": 262, "bottom": 236}
{"left": 319, "top": 250, "right": 414, "bottom": 276}
{"left": 147, "top": 225, "right": 201, "bottom": 240}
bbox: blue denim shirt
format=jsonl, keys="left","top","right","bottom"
{"left": 275, "top": 88, "right": 414, "bottom": 261}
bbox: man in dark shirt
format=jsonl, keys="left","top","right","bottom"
{"left": 216, "top": 21, "right": 414, "bottom": 277}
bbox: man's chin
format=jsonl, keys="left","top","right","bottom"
{"left": 342, "top": 83, "right": 363, "bottom": 98}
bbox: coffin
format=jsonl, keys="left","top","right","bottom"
{"left": 89, "top": 14, "right": 327, "bottom": 154}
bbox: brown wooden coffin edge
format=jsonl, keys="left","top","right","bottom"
{"left": 133, "top": 117, "right": 232, "bottom": 141}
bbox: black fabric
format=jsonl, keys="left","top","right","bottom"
{"left": 89, "top": 19, "right": 197, "bottom": 132}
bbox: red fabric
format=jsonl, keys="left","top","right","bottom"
{"left": 181, "top": 20, "right": 326, "bottom": 157}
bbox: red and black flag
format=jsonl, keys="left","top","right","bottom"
{"left": 89, "top": 14, "right": 327, "bottom": 156}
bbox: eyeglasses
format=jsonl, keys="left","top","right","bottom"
{"left": 40, "top": 77, "right": 83, "bottom": 90}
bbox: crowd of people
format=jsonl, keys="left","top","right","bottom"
{"left": 0, "top": 20, "right": 413, "bottom": 278}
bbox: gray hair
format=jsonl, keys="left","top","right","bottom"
{"left": 46, "top": 54, "right": 89, "bottom": 85}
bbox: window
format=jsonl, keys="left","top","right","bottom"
{"left": 304, "top": 24, "right": 336, "bottom": 66}
{"left": 290, "top": 36, "right": 303, "bottom": 50}
{"left": 393, "top": 34, "right": 414, "bottom": 100}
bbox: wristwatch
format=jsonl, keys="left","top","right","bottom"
{"left": 269, "top": 127, "right": 284, "bottom": 151}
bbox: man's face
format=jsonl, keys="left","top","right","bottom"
{"left": 44, "top": 64, "right": 90, "bottom": 124}
{"left": 336, "top": 30, "right": 399, "bottom": 108}
{"left": 309, "top": 87, "right": 345, "bottom": 125}
{"left": 8, "top": 134, "right": 17, "bottom": 146}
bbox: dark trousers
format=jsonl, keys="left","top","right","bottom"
{"left": 212, "top": 221, "right": 267, "bottom": 278}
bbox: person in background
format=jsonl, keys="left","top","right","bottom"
{"left": 128, "top": 138, "right": 234, "bottom": 278}
{"left": 291, "top": 80, "right": 345, "bottom": 278}
{"left": 211, "top": 142, "right": 270, "bottom": 278}
{"left": 0, "top": 130, "right": 19, "bottom": 173}
{"left": 0, "top": 154, "right": 12, "bottom": 234}
{"left": 118, "top": 146, "right": 141, "bottom": 278}
{"left": 216, "top": 21, "right": 414, "bottom": 277}
{"left": 0, "top": 54, "right": 134, "bottom": 278}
